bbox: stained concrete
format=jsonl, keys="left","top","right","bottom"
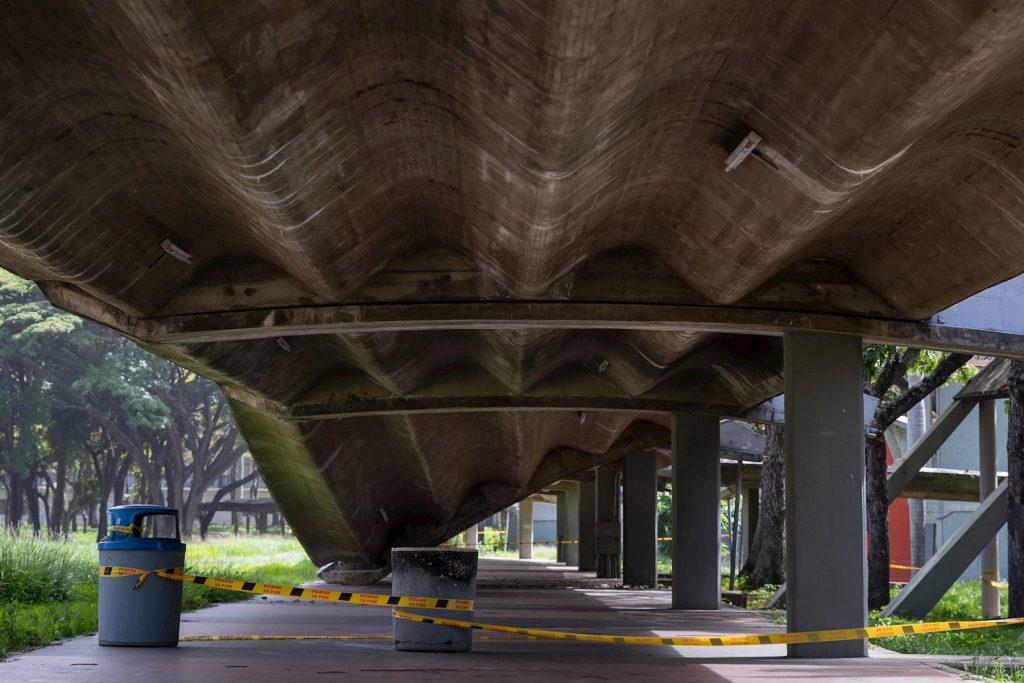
{"left": 1, "top": 559, "right": 959, "bottom": 682}
{"left": 672, "top": 414, "right": 722, "bottom": 610}
{"left": 784, "top": 333, "right": 867, "bottom": 658}
{"left": 8, "top": 1, "right": 1024, "bottom": 581}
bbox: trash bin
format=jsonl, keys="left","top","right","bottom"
{"left": 98, "top": 505, "right": 186, "bottom": 647}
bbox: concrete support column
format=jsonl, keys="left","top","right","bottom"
{"left": 740, "top": 487, "right": 758, "bottom": 568}
{"left": 556, "top": 491, "right": 567, "bottom": 564}
{"left": 623, "top": 451, "right": 658, "bottom": 587}
{"left": 980, "top": 399, "right": 1000, "bottom": 619}
{"left": 565, "top": 484, "right": 580, "bottom": 567}
{"left": 596, "top": 468, "right": 621, "bottom": 579}
{"left": 578, "top": 479, "right": 597, "bottom": 572}
{"left": 464, "top": 524, "right": 478, "bottom": 550}
{"left": 784, "top": 332, "right": 866, "bottom": 658}
{"left": 518, "top": 500, "right": 533, "bottom": 560}
{"left": 671, "top": 414, "right": 721, "bottom": 609}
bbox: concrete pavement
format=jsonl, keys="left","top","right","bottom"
{"left": 1, "top": 560, "right": 961, "bottom": 682}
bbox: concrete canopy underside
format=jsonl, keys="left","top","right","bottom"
{"left": 5, "top": 2, "right": 1024, "bottom": 573}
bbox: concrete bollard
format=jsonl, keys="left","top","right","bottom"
{"left": 392, "top": 547, "right": 478, "bottom": 652}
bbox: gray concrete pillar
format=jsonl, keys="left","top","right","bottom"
{"left": 464, "top": 524, "right": 478, "bottom": 549}
{"left": 556, "top": 491, "right": 567, "bottom": 563}
{"left": 596, "top": 468, "right": 621, "bottom": 579}
{"left": 578, "top": 479, "right": 597, "bottom": 572}
{"left": 624, "top": 451, "right": 658, "bottom": 587}
{"left": 980, "top": 399, "right": 1000, "bottom": 619}
{"left": 519, "top": 500, "right": 533, "bottom": 560}
{"left": 784, "top": 332, "right": 866, "bottom": 658}
{"left": 565, "top": 484, "right": 580, "bottom": 567}
{"left": 671, "top": 414, "right": 721, "bottom": 609}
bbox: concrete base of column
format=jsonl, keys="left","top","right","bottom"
{"left": 317, "top": 562, "right": 390, "bottom": 586}
{"left": 392, "top": 548, "right": 478, "bottom": 652}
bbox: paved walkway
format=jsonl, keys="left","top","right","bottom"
{"left": 1, "top": 559, "right": 962, "bottom": 682}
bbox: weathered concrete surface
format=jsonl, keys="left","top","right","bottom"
{"left": 623, "top": 450, "right": 658, "bottom": 588}
{"left": 784, "top": 333, "right": 866, "bottom": 658}
{"left": 0, "top": 559, "right": 959, "bottom": 682}
{"left": 672, "top": 414, "right": 721, "bottom": 610}
{"left": 5, "top": 1, "right": 1024, "bottom": 576}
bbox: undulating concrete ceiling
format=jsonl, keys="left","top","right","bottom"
{"left": 4, "top": 1, "right": 1024, "bottom": 576}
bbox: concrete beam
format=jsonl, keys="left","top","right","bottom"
{"left": 743, "top": 393, "right": 880, "bottom": 429}
{"left": 671, "top": 414, "right": 721, "bottom": 609}
{"left": 721, "top": 460, "right": 1002, "bottom": 503}
{"left": 623, "top": 451, "right": 658, "bottom": 588}
{"left": 784, "top": 332, "right": 866, "bottom": 658}
{"left": 886, "top": 398, "right": 978, "bottom": 502}
{"left": 883, "top": 480, "right": 1008, "bottom": 618}
{"left": 42, "top": 282, "right": 1024, "bottom": 358}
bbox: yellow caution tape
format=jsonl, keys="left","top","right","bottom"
{"left": 984, "top": 578, "right": 1008, "bottom": 589}
{"left": 98, "top": 566, "right": 473, "bottom": 611}
{"left": 107, "top": 524, "right": 141, "bottom": 535}
{"left": 889, "top": 564, "right": 922, "bottom": 571}
{"left": 391, "top": 611, "right": 1024, "bottom": 646}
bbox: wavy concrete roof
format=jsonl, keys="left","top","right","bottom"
{"left": 4, "top": 1, "right": 1024, "bottom": 578}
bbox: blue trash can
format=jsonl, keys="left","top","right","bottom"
{"left": 98, "top": 505, "right": 186, "bottom": 647}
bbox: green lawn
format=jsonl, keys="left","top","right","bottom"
{"left": 0, "top": 530, "right": 316, "bottom": 660}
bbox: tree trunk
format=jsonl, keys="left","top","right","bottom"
{"left": 6, "top": 475, "right": 25, "bottom": 530}
{"left": 1008, "top": 360, "right": 1024, "bottom": 617}
{"left": 199, "top": 470, "right": 257, "bottom": 539}
{"left": 49, "top": 453, "right": 67, "bottom": 535}
{"left": 26, "top": 475, "right": 41, "bottom": 535}
{"left": 866, "top": 432, "right": 890, "bottom": 609}
{"left": 740, "top": 423, "right": 785, "bottom": 587}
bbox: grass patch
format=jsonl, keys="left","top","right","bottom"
{"left": 1, "top": 530, "right": 316, "bottom": 660}
{"left": 958, "top": 661, "right": 1024, "bottom": 681}
{"left": 870, "top": 580, "right": 1024, "bottom": 656}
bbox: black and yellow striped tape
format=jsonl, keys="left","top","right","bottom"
{"left": 98, "top": 566, "right": 473, "bottom": 611}
{"left": 107, "top": 524, "right": 142, "bottom": 535}
{"left": 391, "top": 610, "right": 1024, "bottom": 646}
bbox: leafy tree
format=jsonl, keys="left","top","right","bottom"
{"left": 0, "top": 270, "right": 248, "bottom": 538}
{"left": 863, "top": 347, "right": 974, "bottom": 609}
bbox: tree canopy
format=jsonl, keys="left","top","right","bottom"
{"left": 0, "top": 270, "right": 249, "bottom": 537}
